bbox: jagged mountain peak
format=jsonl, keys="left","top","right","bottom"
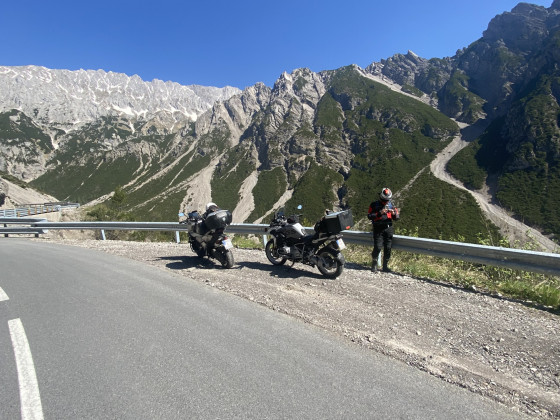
{"left": 482, "top": 2, "right": 554, "bottom": 52}
{"left": 0, "top": 65, "right": 241, "bottom": 130}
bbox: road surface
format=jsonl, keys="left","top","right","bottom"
{"left": 0, "top": 239, "right": 529, "bottom": 419}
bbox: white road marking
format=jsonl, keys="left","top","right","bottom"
{"left": 8, "top": 318, "right": 44, "bottom": 420}
{"left": 0, "top": 286, "right": 9, "bottom": 301}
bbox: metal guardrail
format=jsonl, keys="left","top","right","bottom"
{"left": 0, "top": 220, "right": 188, "bottom": 241}
{"left": 341, "top": 230, "right": 560, "bottom": 277}
{"left": 0, "top": 218, "right": 49, "bottom": 237}
{"left": 0, "top": 202, "right": 80, "bottom": 217}
{"left": 1, "top": 220, "right": 559, "bottom": 277}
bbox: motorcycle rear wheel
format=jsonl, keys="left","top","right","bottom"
{"left": 265, "top": 240, "right": 287, "bottom": 266}
{"left": 317, "top": 248, "right": 343, "bottom": 279}
{"left": 219, "top": 249, "right": 235, "bottom": 269}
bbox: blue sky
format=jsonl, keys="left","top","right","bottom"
{"left": 1, "top": 0, "right": 552, "bottom": 89}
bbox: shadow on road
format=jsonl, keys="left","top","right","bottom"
{"left": 237, "top": 260, "right": 326, "bottom": 280}
{"left": 158, "top": 255, "right": 215, "bottom": 270}
{"left": 158, "top": 254, "right": 330, "bottom": 280}
{"left": 156, "top": 252, "right": 558, "bottom": 313}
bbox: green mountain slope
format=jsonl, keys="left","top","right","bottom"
{"left": 448, "top": 37, "right": 560, "bottom": 240}
{"left": 15, "top": 66, "right": 500, "bottom": 242}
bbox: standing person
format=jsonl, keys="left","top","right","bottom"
{"left": 368, "top": 188, "right": 400, "bottom": 272}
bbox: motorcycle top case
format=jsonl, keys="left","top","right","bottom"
{"left": 204, "top": 209, "right": 232, "bottom": 230}
{"left": 316, "top": 210, "right": 353, "bottom": 235}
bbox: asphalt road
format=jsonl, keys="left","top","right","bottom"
{"left": 0, "top": 239, "right": 528, "bottom": 419}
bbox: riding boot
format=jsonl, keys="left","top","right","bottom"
{"left": 382, "top": 260, "right": 391, "bottom": 273}
{"left": 371, "top": 250, "right": 380, "bottom": 272}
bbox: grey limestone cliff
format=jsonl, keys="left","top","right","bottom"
{"left": 0, "top": 66, "right": 241, "bottom": 130}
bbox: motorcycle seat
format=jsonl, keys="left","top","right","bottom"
{"left": 311, "top": 231, "right": 336, "bottom": 242}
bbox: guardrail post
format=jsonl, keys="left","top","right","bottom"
{"left": 262, "top": 234, "right": 268, "bottom": 247}
{"left": 101, "top": 229, "right": 106, "bottom": 240}
{"left": 175, "top": 231, "right": 180, "bottom": 243}
{"left": 4, "top": 224, "right": 7, "bottom": 238}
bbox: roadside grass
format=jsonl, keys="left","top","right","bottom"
{"left": 232, "top": 235, "right": 263, "bottom": 249}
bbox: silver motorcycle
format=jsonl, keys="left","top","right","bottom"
{"left": 264, "top": 206, "right": 353, "bottom": 279}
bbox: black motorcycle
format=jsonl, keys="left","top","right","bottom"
{"left": 179, "top": 209, "right": 234, "bottom": 268}
{"left": 264, "top": 206, "right": 353, "bottom": 279}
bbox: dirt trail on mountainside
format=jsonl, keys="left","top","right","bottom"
{"left": 429, "top": 132, "right": 558, "bottom": 253}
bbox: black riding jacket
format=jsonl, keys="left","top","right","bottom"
{"left": 368, "top": 199, "right": 398, "bottom": 226}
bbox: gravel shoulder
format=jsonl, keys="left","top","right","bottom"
{"left": 38, "top": 238, "right": 560, "bottom": 419}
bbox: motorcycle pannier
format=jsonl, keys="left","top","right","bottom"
{"left": 317, "top": 210, "right": 354, "bottom": 234}
{"left": 204, "top": 209, "right": 232, "bottom": 230}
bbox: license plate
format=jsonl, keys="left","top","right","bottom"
{"left": 336, "top": 238, "right": 346, "bottom": 250}
{"left": 222, "top": 238, "right": 233, "bottom": 250}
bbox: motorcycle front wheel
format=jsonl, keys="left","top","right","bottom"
{"left": 190, "top": 240, "right": 206, "bottom": 258}
{"left": 265, "top": 240, "right": 287, "bottom": 266}
{"left": 317, "top": 248, "right": 344, "bottom": 279}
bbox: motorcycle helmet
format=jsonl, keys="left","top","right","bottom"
{"left": 206, "top": 202, "right": 217, "bottom": 211}
{"left": 380, "top": 188, "right": 392, "bottom": 201}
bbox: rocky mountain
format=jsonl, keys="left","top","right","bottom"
{"left": 1, "top": 1, "right": 559, "bottom": 243}
{"left": 0, "top": 66, "right": 240, "bottom": 127}
{"left": 27, "top": 65, "right": 474, "bottom": 240}
{"left": 366, "top": 1, "right": 560, "bottom": 123}
{"left": 0, "top": 66, "right": 240, "bottom": 179}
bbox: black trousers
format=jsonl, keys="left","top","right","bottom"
{"left": 372, "top": 224, "right": 394, "bottom": 265}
